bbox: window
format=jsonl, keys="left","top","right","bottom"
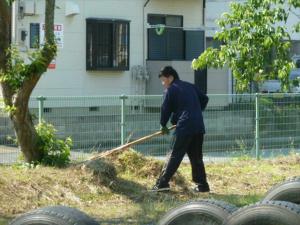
{"left": 30, "top": 23, "right": 40, "bottom": 48}
{"left": 148, "top": 14, "right": 183, "bottom": 27}
{"left": 86, "top": 18, "right": 130, "bottom": 70}
{"left": 147, "top": 14, "right": 204, "bottom": 61}
{"left": 148, "top": 14, "right": 184, "bottom": 60}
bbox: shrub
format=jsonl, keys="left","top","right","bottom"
{"left": 36, "top": 122, "right": 72, "bottom": 167}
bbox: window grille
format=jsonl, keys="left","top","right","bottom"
{"left": 86, "top": 18, "right": 130, "bottom": 70}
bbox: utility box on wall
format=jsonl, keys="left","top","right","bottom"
{"left": 19, "top": 0, "right": 36, "bottom": 17}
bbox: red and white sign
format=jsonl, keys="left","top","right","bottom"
{"left": 48, "top": 59, "right": 56, "bottom": 69}
{"left": 40, "top": 23, "right": 64, "bottom": 48}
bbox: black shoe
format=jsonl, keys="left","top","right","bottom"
{"left": 193, "top": 184, "right": 210, "bottom": 193}
{"left": 149, "top": 183, "right": 170, "bottom": 192}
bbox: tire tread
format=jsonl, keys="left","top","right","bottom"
{"left": 9, "top": 205, "right": 99, "bottom": 225}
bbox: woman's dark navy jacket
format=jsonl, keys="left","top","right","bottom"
{"left": 160, "top": 79, "right": 209, "bottom": 136}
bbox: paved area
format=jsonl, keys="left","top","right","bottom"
{"left": 0, "top": 145, "right": 94, "bottom": 164}
{"left": 0, "top": 145, "right": 19, "bottom": 164}
{"left": 1, "top": 145, "right": 299, "bottom": 164}
{"left": 0, "top": 145, "right": 230, "bottom": 164}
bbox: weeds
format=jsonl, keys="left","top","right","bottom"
{"left": 0, "top": 151, "right": 299, "bottom": 224}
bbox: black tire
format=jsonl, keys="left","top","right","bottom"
{"left": 223, "top": 200, "right": 300, "bottom": 225}
{"left": 9, "top": 205, "right": 99, "bottom": 225}
{"left": 157, "top": 199, "right": 237, "bottom": 225}
{"left": 263, "top": 177, "right": 300, "bottom": 204}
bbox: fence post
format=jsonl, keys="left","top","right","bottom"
{"left": 255, "top": 93, "right": 260, "bottom": 159}
{"left": 120, "top": 94, "right": 128, "bottom": 145}
{"left": 37, "top": 96, "right": 46, "bottom": 124}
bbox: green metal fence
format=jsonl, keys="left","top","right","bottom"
{"left": 1, "top": 93, "right": 300, "bottom": 163}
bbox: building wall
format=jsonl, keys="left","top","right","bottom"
{"left": 14, "top": 0, "right": 144, "bottom": 96}
{"left": 11, "top": 0, "right": 204, "bottom": 97}
{"left": 207, "top": 68, "right": 229, "bottom": 94}
{"left": 144, "top": 0, "right": 203, "bottom": 29}
{"left": 205, "top": 0, "right": 231, "bottom": 38}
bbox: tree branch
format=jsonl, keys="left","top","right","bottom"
{"left": 16, "top": 0, "right": 56, "bottom": 107}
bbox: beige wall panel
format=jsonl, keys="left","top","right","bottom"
{"left": 207, "top": 67, "right": 230, "bottom": 106}
{"left": 145, "top": 0, "right": 203, "bottom": 27}
{"left": 15, "top": 0, "right": 145, "bottom": 96}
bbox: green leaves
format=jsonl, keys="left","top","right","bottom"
{"left": 5, "top": 0, "right": 14, "bottom": 6}
{"left": 4, "top": 104, "right": 16, "bottom": 113}
{"left": 192, "top": 0, "right": 297, "bottom": 93}
{"left": 0, "top": 44, "right": 56, "bottom": 92}
{"left": 263, "top": 36, "right": 273, "bottom": 48}
{"left": 294, "top": 23, "right": 300, "bottom": 33}
{"left": 36, "top": 122, "right": 72, "bottom": 167}
{"left": 1, "top": 46, "right": 27, "bottom": 90}
{"left": 289, "top": 0, "right": 300, "bottom": 8}
{"left": 192, "top": 47, "right": 223, "bottom": 70}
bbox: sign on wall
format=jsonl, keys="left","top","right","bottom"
{"left": 48, "top": 59, "right": 56, "bottom": 69}
{"left": 40, "top": 24, "right": 64, "bottom": 48}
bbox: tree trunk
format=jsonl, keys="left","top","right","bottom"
{"left": 0, "top": 0, "right": 11, "bottom": 71}
{"left": 0, "top": 1, "right": 13, "bottom": 107}
{"left": 0, "top": 0, "right": 56, "bottom": 163}
{"left": 12, "top": 108, "right": 42, "bottom": 162}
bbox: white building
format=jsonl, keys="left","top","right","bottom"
{"left": 7, "top": 0, "right": 209, "bottom": 97}
{"left": 6, "top": 0, "right": 299, "bottom": 98}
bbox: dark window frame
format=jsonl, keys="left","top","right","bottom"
{"left": 29, "top": 23, "right": 40, "bottom": 49}
{"left": 147, "top": 14, "right": 183, "bottom": 27}
{"left": 86, "top": 18, "right": 130, "bottom": 71}
{"left": 147, "top": 14, "right": 185, "bottom": 60}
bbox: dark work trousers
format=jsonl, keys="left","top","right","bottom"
{"left": 158, "top": 132, "right": 208, "bottom": 185}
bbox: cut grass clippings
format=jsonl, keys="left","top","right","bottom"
{"left": 0, "top": 149, "right": 299, "bottom": 225}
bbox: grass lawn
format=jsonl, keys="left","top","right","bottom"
{"left": 0, "top": 150, "right": 299, "bottom": 225}
{"left": 0, "top": 218, "right": 9, "bottom": 225}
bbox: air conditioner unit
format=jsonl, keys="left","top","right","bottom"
{"left": 65, "top": 1, "right": 80, "bottom": 17}
{"left": 19, "top": 0, "right": 36, "bottom": 17}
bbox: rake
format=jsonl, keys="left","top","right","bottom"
{"left": 87, "top": 125, "right": 176, "bottom": 161}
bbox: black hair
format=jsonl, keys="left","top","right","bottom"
{"left": 158, "top": 66, "right": 180, "bottom": 80}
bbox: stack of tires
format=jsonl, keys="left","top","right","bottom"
{"left": 8, "top": 177, "right": 300, "bottom": 225}
{"left": 157, "top": 176, "right": 300, "bottom": 225}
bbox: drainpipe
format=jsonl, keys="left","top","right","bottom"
{"left": 143, "top": 0, "right": 150, "bottom": 67}
{"left": 141, "top": 0, "right": 151, "bottom": 95}
{"left": 11, "top": 1, "right": 15, "bottom": 44}
{"left": 202, "top": 0, "right": 206, "bottom": 58}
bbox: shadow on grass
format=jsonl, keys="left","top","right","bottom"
{"left": 98, "top": 176, "right": 190, "bottom": 225}
{"left": 103, "top": 176, "right": 264, "bottom": 224}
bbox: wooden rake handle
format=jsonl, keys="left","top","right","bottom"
{"left": 88, "top": 125, "right": 176, "bottom": 160}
